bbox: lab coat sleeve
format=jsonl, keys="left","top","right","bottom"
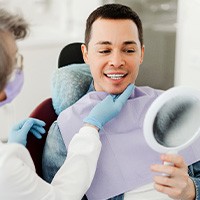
{"left": 0, "top": 126, "right": 101, "bottom": 200}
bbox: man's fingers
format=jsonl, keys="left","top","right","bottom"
{"left": 151, "top": 164, "right": 175, "bottom": 176}
{"left": 160, "top": 154, "right": 186, "bottom": 168}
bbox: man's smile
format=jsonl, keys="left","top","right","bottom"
{"left": 104, "top": 73, "right": 127, "bottom": 80}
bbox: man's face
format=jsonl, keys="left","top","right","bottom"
{"left": 82, "top": 18, "right": 144, "bottom": 94}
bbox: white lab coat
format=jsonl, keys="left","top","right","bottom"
{"left": 0, "top": 126, "right": 101, "bottom": 200}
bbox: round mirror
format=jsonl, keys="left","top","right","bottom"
{"left": 143, "top": 86, "right": 200, "bottom": 153}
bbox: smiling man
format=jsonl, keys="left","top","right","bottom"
{"left": 42, "top": 4, "right": 200, "bottom": 200}
{"left": 81, "top": 18, "right": 144, "bottom": 94}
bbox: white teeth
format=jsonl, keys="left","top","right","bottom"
{"left": 106, "top": 74, "right": 125, "bottom": 79}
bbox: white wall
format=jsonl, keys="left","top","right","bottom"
{"left": 175, "top": 0, "right": 200, "bottom": 89}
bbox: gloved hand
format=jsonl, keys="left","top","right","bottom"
{"left": 8, "top": 118, "right": 46, "bottom": 146}
{"left": 84, "top": 84, "right": 135, "bottom": 130}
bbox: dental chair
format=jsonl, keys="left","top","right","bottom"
{"left": 26, "top": 42, "right": 85, "bottom": 177}
{"left": 58, "top": 42, "right": 84, "bottom": 67}
{"left": 26, "top": 42, "right": 89, "bottom": 200}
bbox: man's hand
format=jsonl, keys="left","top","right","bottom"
{"left": 84, "top": 84, "right": 135, "bottom": 130}
{"left": 151, "top": 154, "right": 195, "bottom": 200}
{"left": 8, "top": 118, "right": 46, "bottom": 146}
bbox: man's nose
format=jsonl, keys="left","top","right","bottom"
{"left": 108, "top": 51, "right": 125, "bottom": 67}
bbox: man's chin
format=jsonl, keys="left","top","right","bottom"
{"left": 95, "top": 82, "right": 131, "bottom": 94}
{"left": 105, "top": 88, "right": 125, "bottom": 95}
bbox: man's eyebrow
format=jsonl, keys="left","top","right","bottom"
{"left": 95, "top": 40, "right": 138, "bottom": 46}
{"left": 95, "top": 41, "right": 112, "bottom": 45}
{"left": 123, "top": 41, "right": 137, "bottom": 45}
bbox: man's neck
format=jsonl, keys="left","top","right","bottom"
{"left": 87, "top": 81, "right": 95, "bottom": 93}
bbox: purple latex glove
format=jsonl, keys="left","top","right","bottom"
{"left": 0, "top": 69, "right": 24, "bottom": 107}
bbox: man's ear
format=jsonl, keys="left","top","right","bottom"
{"left": 140, "top": 45, "right": 145, "bottom": 64}
{"left": 81, "top": 44, "right": 88, "bottom": 64}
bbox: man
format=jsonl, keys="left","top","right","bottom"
{"left": 0, "top": 8, "right": 133, "bottom": 200}
{"left": 43, "top": 3, "right": 200, "bottom": 200}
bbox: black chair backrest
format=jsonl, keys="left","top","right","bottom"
{"left": 58, "top": 42, "right": 84, "bottom": 68}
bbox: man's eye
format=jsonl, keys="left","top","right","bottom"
{"left": 99, "top": 50, "right": 111, "bottom": 54}
{"left": 124, "top": 49, "right": 135, "bottom": 53}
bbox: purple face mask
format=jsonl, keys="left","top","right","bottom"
{"left": 0, "top": 68, "right": 24, "bottom": 107}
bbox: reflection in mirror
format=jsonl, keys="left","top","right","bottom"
{"left": 153, "top": 96, "right": 200, "bottom": 147}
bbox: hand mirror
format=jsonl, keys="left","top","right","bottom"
{"left": 143, "top": 86, "right": 200, "bottom": 154}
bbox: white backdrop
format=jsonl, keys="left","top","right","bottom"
{"left": 175, "top": 0, "right": 200, "bottom": 89}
